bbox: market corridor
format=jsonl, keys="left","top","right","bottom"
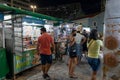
{"left": 16, "top": 57, "right": 102, "bottom": 80}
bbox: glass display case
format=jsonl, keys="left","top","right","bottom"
{"left": 14, "top": 24, "right": 41, "bottom": 54}
{"left": 4, "top": 15, "right": 44, "bottom": 74}
{"left": 13, "top": 15, "right": 43, "bottom": 73}
{"left": 13, "top": 15, "right": 43, "bottom": 55}
{"left": 23, "top": 26, "right": 40, "bottom": 51}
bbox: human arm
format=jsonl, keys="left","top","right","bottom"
{"left": 51, "top": 37, "right": 55, "bottom": 54}
{"left": 81, "top": 35, "right": 86, "bottom": 44}
{"left": 100, "top": 40, "right": 104, "bottom": 51}
{"left": 69, "top": 35, "right": 75, "bottom": 46}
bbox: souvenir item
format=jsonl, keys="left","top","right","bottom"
{"left": 105, "top": 36, "right": 118, "bottom": 50}
{"left": 104, "top": 53, "right": 118, "bottom": 68}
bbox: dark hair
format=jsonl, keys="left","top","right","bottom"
{"left": 40, "top": 27, "right": 46, "bottom": 32}
{"left": 77, "top": 31, "right": 80, "bottom": 33}
{"left": 88, "top": 29, "right": 98, "bottom": 42}
{"left": 71, "top": 29, "right": 76, "bottom": 34}
{"left": 83, "top": 29, "right": 86, "bottom": 32}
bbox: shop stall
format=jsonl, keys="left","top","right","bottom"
{"left": 53, "top": 23, "right": 74, "bottom": 60}
{"left": 0, "top": 4, "right": 63, "bottom": 79}
{"left": 0, "top": 13, "right": 9, "bottom": 80}
{"left": 4, "top": 15, "right": 45, "bottom": 74}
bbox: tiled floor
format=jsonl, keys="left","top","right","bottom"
{"left": 16, "top": 56, "right": 103, "bottom": 80}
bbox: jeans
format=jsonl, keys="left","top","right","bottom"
{"left": 76, "top": 44, "right": 82, "bottom": 57}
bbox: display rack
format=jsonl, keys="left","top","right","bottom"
{"left": 53, "top": 23, "right": 72, "bottom": 60}
{"left": 0, "top": 4, "right": 64, "bottom": 79}
{"left": 14, "top": 15, "right": 42, "bottom": 74}
{"left": 4, "top": 15, "right": 43, "bottom": 78}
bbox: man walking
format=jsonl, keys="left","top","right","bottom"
{"left": 37, "top": 27, "right": 55, "bottom": 80}
{"left": 75, "top": 30, "right": 86, "bottom": 64}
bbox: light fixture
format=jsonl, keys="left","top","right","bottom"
{"left": 30, "top": 5, "right": 37, "bottom": 12}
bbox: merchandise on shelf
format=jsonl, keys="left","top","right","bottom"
{"left": 23, "top": 26, "right": 41, "bottom": 51}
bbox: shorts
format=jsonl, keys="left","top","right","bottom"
{"left": 69, "top": 44, "right": 77, "bottom": 58}
{"left": 82, "top": 43, "right": 88, "bottom": 52}
{"left": 40, "top": 54, "right": 52, "bottom": 65}
{"left": 69, "top": 52, "right": 77, "bottom": 58}
{"left": 87, "top": 57, "right": 100, "bottom": 71}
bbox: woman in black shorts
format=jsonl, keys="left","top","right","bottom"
{"left": 68, "top": 30, "right": 77, "bottom": 78}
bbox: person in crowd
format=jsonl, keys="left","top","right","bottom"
{"left": 68, "top": 29, "right": 78, "bottom": 78}
{"left": 82, "top": 29, "right": 88, "bottom": 56}
{"left": 64, "top": 35, "right": 70, "bottom": 65}
{"left": 59, "top": 42, "right": 66, "bottom": 61}
{"left": 65, "top": 35, "right": 70, "bottom": 55}
{"left": 37, "top": 27, "right": 55, "bottom": 80}
{"left": 87, "top": 29, "right": 103, "bottom": 80}
{"left": 75, "top": 30, "right": 86, "bottom": 64}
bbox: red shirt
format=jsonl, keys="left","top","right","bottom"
{"left": 38, "top": 33, "right": 53, "bottom": 55}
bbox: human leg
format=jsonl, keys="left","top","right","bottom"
{"left": 40, "top": 54, "right": 46, "bottom": 74}
{"left": 41, "top": 54, "right": 52, "bottom": 79}
{"left": 69, "top": 58, "right": 72, "bottom": 75}
{"left": 40, "top": 54, "right": 48, "bottom": 79}
{"left": 45, "top": 64, "right": 52, "bottom": 74}
{"left": 91, "top": 71, "right": 97, "bottom": 80}
{"left": 45, "top": 55, "right": 52, "bottom": 74}
{"left": 71, "top": 57, "right": 77, "bottom": 75}
{"left": 76, "top": 44, "right": 81, "bottom": 64}
{"left": 42, "top": 65, "right": 46, "bottom": 74}
{"left": 69, "top": 57, "right": 77, "bottom": 78}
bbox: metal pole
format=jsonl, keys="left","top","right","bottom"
{"left": 33, "top": 8, "right": 35, "bottom": 12}
{"left": 11, "top": 0, "right": 13, "bottom": 7}
{"left": 2, "top": 22, "right": 5, "bottom": 48}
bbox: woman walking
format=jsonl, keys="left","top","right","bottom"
{"left": 87, "top": 29, "right": 103, "bottom": 80}
{"left": 68, "top": 30, "right": 78, "bottom": 78}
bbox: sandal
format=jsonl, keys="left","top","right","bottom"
{"left": 69, "top": 75, "right": 78, "bottom": 78}
{"left": 69, "top": 74, "right": 78, "bottom": 79}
